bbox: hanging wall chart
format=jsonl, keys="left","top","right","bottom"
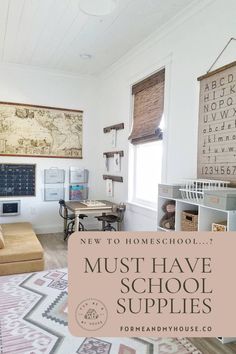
{"left": 197, "top": 61, "right": 236, "bottom": 181}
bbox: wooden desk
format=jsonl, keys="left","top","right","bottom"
{"left": 65, "top": 200, "right": 116, "bottom": 231}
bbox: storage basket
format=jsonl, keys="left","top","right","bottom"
{"left": 181, "top": 210, "right": 198, "bottom": 231}
{"left": 158, "top": 184, "right": 182, "bottom": 199}
{"left": 180, "top": 179, "right": 230, "bottom": 203}
{"left": 212, "top": 221, "right": 227, "bottom": 232}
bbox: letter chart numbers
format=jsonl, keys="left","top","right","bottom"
{"left": 201, "top": 165, "right": 236, "bottom": 177}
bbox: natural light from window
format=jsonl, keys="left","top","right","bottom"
{"left": 134, "top": 140, "right": 163, "bottom": 208}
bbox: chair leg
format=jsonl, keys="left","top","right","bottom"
{"left": 79, "top": 222, "right": 85, "bottom": 231}
{"left": 64, "top": 224, "right": 69, "bottom": 241}
{"left": 64, "top": 220, "right": 75, "bottom": 241}
{"left": 103, "top": 223, "right": 116, "bottom": 231}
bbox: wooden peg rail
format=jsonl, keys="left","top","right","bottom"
{"left": 103, "top": 175, "right": 123, "bottom": 182}
{"left": 103, "top": 123, "right": 124, "bottom": 133}
{"left": 103, "top": 150, "right": 124, "bottom": 158}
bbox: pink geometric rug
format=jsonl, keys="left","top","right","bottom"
{"left": 0, "top": 269, "right": 202, "bottom": 354}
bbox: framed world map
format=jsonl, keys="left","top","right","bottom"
{"left": 0, "top": 101, "right": 83, "bottom": 159}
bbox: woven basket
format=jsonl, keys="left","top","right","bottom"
{"left": 181, "top": 210, "right": 198, "bottom": 231}
{"left": 212, "top": 221, "right": 227, "bottom": 232}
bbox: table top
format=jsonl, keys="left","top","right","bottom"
{"left": 65, "top": 200, "right": 115, "bottom": 212}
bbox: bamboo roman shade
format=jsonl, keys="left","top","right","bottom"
{"left": 129, "top": 68, "right": 165, "bottom": 144}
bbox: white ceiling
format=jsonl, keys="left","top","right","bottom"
{"left": 0, "top": 0, "right": 196, "bottom": 75}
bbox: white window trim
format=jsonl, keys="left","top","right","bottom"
{"left": 127, "top": 54, "right": 172, "bottom": 209}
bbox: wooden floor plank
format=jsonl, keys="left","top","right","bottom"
{"left": 37, "top": 233, "right": 67, "bottom": 269}
{"left": 189, "top": 338, "right": 236, "bottom": 354}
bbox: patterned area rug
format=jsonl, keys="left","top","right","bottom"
{"left": 0, "top": 269, "right": 202, "bottom": 354}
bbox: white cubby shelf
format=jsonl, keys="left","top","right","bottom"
{"left": 158, "top": 194, "right": 236, "bottom": 344}
{"left": 158, "top": 196, "right": 236, "bottom": 232}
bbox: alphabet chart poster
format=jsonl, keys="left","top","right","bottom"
{"left": 197, "top": 61, "right": 236, "bottom": 181}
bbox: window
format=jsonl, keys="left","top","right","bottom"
{"left": 133, "top": 140, "right": 163, "bottom": 207}
{"left": 129, "top": 69, "right": 165, "bottom": 209}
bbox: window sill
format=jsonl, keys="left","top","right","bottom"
{"left": 126, "top": 201, "right": 157, "bottom": 217}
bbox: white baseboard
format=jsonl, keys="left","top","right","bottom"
{"left": 217, "top": 337, "right": 236, "bottom": 344}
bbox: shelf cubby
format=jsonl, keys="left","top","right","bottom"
{"left": 157, "top": 193, "right": 236, "bottom": 344}
{"left": 157, "top": 196, "right": 176, "bottom": 231}
{"left": 158, "top": 195, "right": 236, "bottom": 232}
{"left": 175, "top": 200, "right": 198, "bottom": 231}
{"left": 198, "top": 207, "right": 227, "bottom": 231}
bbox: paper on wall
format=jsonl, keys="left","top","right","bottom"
{"left": 114, "top": 153, "right": 121, "bottom": 172}
{"left": 104, "top": 155, "right": 109, "bottom": 171}
{"left": 106, "top": 179, "right": 113, "bottom": 197}
{"left": 111, "top": 129, "right": 117, "bottom": 147}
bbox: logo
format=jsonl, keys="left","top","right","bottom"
{"left": 76, "top": 298, "right": 108, "bottom": 331}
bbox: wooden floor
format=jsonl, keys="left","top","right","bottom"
{"left": 189, "top": 338, "right": 236, "bottom": 354}
{"left": 37, "top": 234, "right": 236, "bottom": 354}
{"left": 37, "top": 233, "right": 68, "bottom": 270}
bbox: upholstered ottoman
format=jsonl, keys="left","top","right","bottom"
{"left": 0, "top": 222, "right": 44, "bottom": 275}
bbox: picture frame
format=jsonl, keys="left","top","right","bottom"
{"left": 0, "top": 101, "right": 83, "bottom": 159}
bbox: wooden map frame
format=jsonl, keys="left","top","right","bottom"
{"left": 197, "top": 61, "right": 236, "bottom": 181}
{"left": 0, "top": 101, "right": 83, "bottom": 159}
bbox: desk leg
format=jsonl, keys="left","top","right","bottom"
{"left": 117, "top": 220, "right": 121, "bottom": 231}
{"left": 74, "top": 213, "right": 79, "bottom": 232}
{"left": 102, "top": 213, "right": 106, "bottom": 231}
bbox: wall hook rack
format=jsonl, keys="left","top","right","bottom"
{"left": 103, "top": 175, "right": 123, "bottom": 182}
{"left": 103, "top": 123, "right": 124, "bottom": 133}
{"left": 103, "top": 150, "right": 124, "bottom": 158}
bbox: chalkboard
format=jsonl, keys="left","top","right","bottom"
{"left": 0, "top": 164, "right": 36, "bottom": 197}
